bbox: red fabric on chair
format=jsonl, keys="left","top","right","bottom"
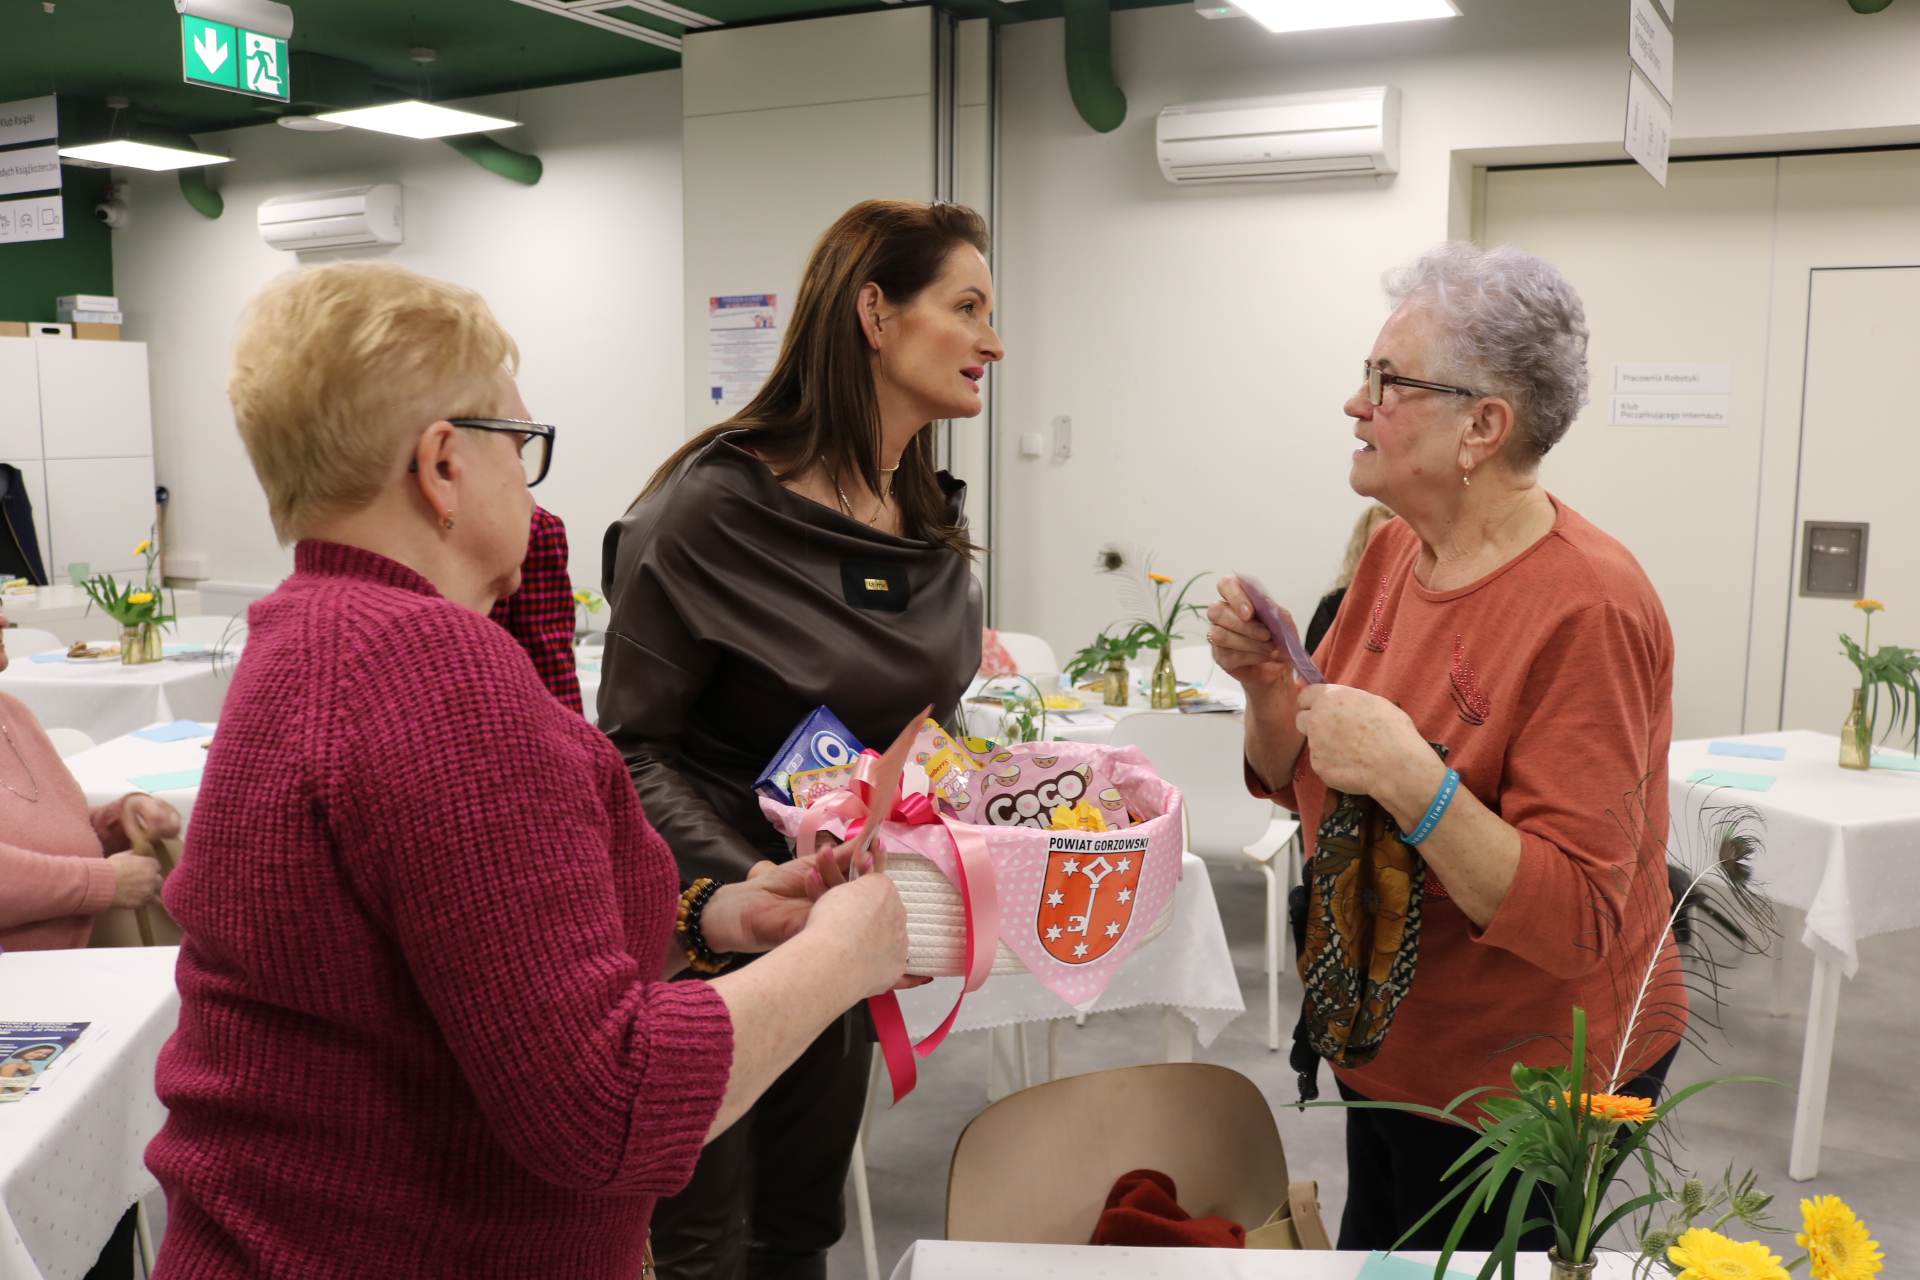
{"left": 1091, "top": 1169, "right": 1247, "bottom": 1248}
{"left": 978, "top": 628, "right": 1017, "bottom": 679}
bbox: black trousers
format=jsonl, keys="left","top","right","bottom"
{"left": 649, "top": 1010, "right": 871, "bottom": 1280}
{"left": 1336, "top": 1043, "right": 1680, "bottom": 1252}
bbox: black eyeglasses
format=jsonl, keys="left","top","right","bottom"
{"left": 1363, "top": 361, "right": 1483, "bottom": 408}
{"left": 410, "top": 418, "right": 557, "bottom": 486}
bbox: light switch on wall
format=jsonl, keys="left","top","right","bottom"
{"left": 1019, "top": 433, "right": 1044, "bottom": 457}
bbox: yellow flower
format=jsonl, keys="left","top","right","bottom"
{"left": 127, "top": 591, "right": 154, "bottom": 605}
{"left": 1148, "top": 573, "right": 1173, "bottom": 584}
{"left": 1668, "top": 1229, "right": 1789, "bottom": 1280}
{"left": 133, "top": 539, "right": 151, "bottom": 556}
{"left": 1797, "top": 1196, "right": 1884, "bottom": 1280}
{"left": 1854, "top": 600, "right": 1884, "bottom": 614}
{"left": 1563, "top": 1091, "right": 1659, "bottom": 1124}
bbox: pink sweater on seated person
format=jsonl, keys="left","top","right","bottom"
{"left": 0, "top": 690, "right": 136, "bottom": 951}
{"left": 147, "top": 541, "right": 735, "bottom": 1280}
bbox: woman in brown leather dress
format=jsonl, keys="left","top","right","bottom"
{"left": 600, "top": 199, "right": 1000, "bottom": 1280}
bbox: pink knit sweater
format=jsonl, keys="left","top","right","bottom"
{"left": 0, "top": 691, "right": 134, "bottom": 951}
{"left": 148, "top": 542, "right": 734, "bottom": 1279}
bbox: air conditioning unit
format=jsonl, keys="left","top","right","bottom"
{"left": 1156, "top": 87, "right": 1399, "bottom": 185}
{"left": 257, "top": 184, "right": 404, "bottom": 251}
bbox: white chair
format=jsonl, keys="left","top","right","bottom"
{"left": 44, "top": 727, "right": 95, "bottom": 759}
{"left": 3, "top": 627, "right": 63, "bottom": 658}
{"left": 993, "top": 630, "right": 1059, "bottom": 681}
{"left": 1106, "top": 713, "right": 1300, "bottom": 1051}
{"left": 1172, "top": 643, "right": 1218, "bottom": 686}
{"left": 167, "top": 614, "right": 245, "bottom": 648}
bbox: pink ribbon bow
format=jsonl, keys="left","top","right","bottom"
{"left": 792, "top": 751, "right": 998, "bottom": 1103}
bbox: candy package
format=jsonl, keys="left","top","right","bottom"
{"left": 753, "top": 706, "right": 865, "bottom": 804}
{"left": 965, "top": 746, "right": 1137, "bottom": 831}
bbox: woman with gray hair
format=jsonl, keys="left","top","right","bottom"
{"left": 1208, "top": 243, "right": 1681, "bottom": 1248}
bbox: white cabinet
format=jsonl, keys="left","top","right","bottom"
{"left": 0, "top": 336, "right": 156, "bottom": 582}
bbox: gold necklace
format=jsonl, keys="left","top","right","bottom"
{"left": 824, "top": 457, "right": 893, "bottom": 526}
{"left": 0, "top": 719, "right": 42, "bottom": 803}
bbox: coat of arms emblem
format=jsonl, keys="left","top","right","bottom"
{"left": 1036, "top": 833, "right": 1147, "bottom": 965}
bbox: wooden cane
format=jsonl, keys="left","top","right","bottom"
{"left": 130, "top": 830, "right": 158, "bottom": 947}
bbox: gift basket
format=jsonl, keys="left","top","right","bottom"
{"left": 757, "top": 710, "right": 1186, "bottom": 1100}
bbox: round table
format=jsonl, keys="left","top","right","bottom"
{"left": 0, "top": 649, "right": 231, "bottom": 745}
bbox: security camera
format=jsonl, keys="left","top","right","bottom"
{"left": 94, "top": 200, "right": 131, "bottom": 229}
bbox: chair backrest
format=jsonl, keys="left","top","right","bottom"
{"left": 947, "top": 1062, "right": 1290, "bottom": 1243}
{"left": 43, "top": 727, "right": 95, "bottom": 759}
{"left": 167, "top": 614, "right": 245, "bottom": 648}
{"left": 1106, "top": 712, "right": 1274, "bottom": 858}
{"left": 1171, "top": 644, "right": 1218, "bottom": 686}
{"left": 994, "top": 631, "right": 1059, "bottom": 678}
{"left": 3, "top": 627, "right": 62, "bottom": 658}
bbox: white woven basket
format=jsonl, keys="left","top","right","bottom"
{"left": 887, "top": 851, "right": 1174, "bottom": 978}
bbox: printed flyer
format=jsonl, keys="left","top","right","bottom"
{"left": 0, "top": 1022, "right": 90, "bottom": 1102}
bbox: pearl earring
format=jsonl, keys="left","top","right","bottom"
{"left": 441, "top": 514, "right": 456, "bottom": 531}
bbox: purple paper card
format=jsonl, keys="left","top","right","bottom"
{"left": 1234, "top": 572, "right": 1324, "bottom": 685}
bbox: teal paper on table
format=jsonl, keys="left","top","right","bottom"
{"left": 1708, "top": 740, "right": 1787, "bottom": 761}
{"left": 1685, "top": 768, "right": 1776, "bottom": 793}
{"left": 131, "top": 720, "right": 215, "bottom": 743}
{"left": 126, "top": 768, "right": 204, "bottom": 792}
{"left": 1870, "top": 752, "right": 1920, "bottom": 773}
{"left": 27, "top": 653, "right": 64, "bottom": 663}
{"left": 1356, "top": 1252, "right": 1475, "bottom": 1280}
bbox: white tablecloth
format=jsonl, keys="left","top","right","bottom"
{"left": 0, "top": 653, "right": 231, "bottom": 745}
{"left": 0, "top": 948, "right": 179, "bottom": 1280}
{"left": 65, "top": 722, "right": 215, "bottom": 826}
{"left": 895, "top": 853, "right": 1244, "bottom": 1047}
{"left": 1669, "top": 729, "right": 1920, "bottom": 975}
{"left": 891, "top": 1242, "right": 1634, "bottom": 1279}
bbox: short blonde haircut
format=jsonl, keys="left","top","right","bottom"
{"left": 229, "top": 261, "right": 519, "bottom": 541}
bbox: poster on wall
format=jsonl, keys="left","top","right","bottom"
{"left": 706, "top": 294, "right": 782, "bottom": 417}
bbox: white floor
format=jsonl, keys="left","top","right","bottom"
{"left": 832, "top": 867, "right": 1919, "bottom": 1276}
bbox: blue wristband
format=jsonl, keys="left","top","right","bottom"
{"left": 1399, "top": 768, "right": 1459, "bottom": 845}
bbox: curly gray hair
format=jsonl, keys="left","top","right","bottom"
{"left": 1385, "top": 242, "right": 1590, "bottom": 461}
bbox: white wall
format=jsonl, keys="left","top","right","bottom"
{"left": 990, "top": 0, "right": 1920, "bottom": 669}
{"left": 113, "top": 71, "right": 686, "bottom": 596}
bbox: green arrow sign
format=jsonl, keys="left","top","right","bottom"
{"left": 182, "top": 16, "right": 289, "bottom": 102}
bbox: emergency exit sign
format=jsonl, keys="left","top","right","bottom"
{"left": 181, "top": 15, "right": 288, "bottom": 101}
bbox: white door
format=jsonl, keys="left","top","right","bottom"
{"left": 1779, "top": 268, "right": 1920, "bottom": 742}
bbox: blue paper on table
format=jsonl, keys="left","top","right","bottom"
{"left": 1356, "top": 1252, "right": 1475, "bottom": 1280}
{"left": 130, "top": 720, "right": 215, "bottom": 743}
{"left": 1870, "top": 752, "right": 1920, "bottom": 773}
{"left": 126, "top": 768, "right": 204, "bottom": 793}
{"left": 27, "top": 653, "right": 64, "bottom": 663}
{"left": 1686, "top": 767, "right": 1776, "bottom": 793}
{"left": 1709, "top": 741, "right": 1787, "bottom": 761}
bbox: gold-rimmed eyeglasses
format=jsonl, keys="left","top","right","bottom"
{"left": 1363, "top": 360, "right": 1483, "bottom": 408}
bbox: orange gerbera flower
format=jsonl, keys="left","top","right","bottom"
{"left": 1148, "top": 573, "right": 1173, "bottom": 584}
{"left": 1854, "top": 600, "right": 1884, "bottom": 614}
{"left": 1563, "top": 1091, "right": 1659, "bottom": 1123}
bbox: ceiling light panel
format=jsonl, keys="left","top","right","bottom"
{"left": 1231, "top": 0, "right": 1459, "bottom": 35}
{"left": 58, "top": 140, "right": 233, "bottom": 171}
{"left": 314, "top": 101, "right": 520, "bottom": 139}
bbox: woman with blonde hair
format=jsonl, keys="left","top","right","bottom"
{"left": 1303, "top": 502, "right": 1396, "bottom": 653}
{"left": 146, "top": 261, "right": 909, "bottom": 1279}
{"left": 601, "top": 198, "right": 999, "bottom": 1278}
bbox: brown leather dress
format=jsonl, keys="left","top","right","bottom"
{"left": 598, "top": 433, "right": 983, "bottom": 885}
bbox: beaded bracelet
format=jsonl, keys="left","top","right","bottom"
{"left": 676, "top": 878, "right": 734, "bottom": 974}
{"left": 1398, "top": 767, "right": 1460, "bottom": 846}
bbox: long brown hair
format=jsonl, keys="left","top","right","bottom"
{"left": 642, "top": 198, "right": 989, "bottom": 556}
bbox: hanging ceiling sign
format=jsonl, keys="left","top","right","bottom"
{"left": 182, "top": 15, "right": 289, "bottom": 101}
{"left": 0, "top": 146, "right": 62, "bottom": 198}
{"left": 0, "top": 97, "right": 58, "bottom": 149}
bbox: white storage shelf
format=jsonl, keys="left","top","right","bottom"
{"left": 0, "top": 337, "right": 157, "bottom": 583}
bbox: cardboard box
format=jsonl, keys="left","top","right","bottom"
{"left": 0, "top": 322, "right": 25, "bottom": 338}
{"left": 73, "top": 323, "right": 120, "bottom": 341}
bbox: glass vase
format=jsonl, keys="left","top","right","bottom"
{"left": 1840, "top": 687, "right": 1872, "bottom": 770}
{"left": 1547, "top": 1249, "right": 1595, "bottom": 1280}
{"left": 1102, "top": 657, "right": 1129, "bottom": 707}
{"left": 1150, "top": 646, "right": 1178, "bottom": 710}
{"left": 120, "top": 622, "right": 161, "bottom": 665}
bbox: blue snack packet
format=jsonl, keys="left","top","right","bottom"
{"left": 754, "top": 706, "right": 865, "bottom": 804}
